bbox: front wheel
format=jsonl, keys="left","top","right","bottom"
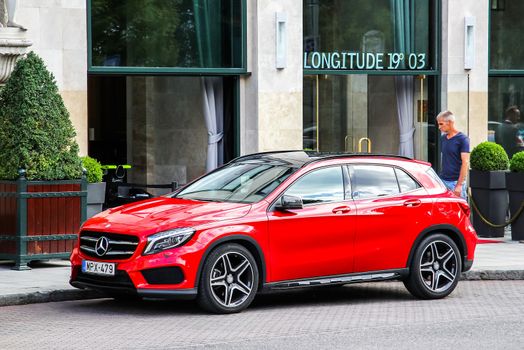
{"left": 197, "top": 243, "right": 259, "bottom": 314}
{"left": 404, "top": 234, "right": 462, "bottom": 299}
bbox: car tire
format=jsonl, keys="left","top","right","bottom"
{"left": 404, "top": 233, "right": 462, "bottom": 299}
{"left": 197, "top": 243, "right": 259, "bottom": 314}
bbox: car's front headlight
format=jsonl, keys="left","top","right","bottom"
{"left": 143, "top": 228, "right": 196, "bottom": 255}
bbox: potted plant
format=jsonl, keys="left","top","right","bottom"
{"left": 469, "top": 142, "right": 509, "bottom": 238}
{"left": 81, "top": 156, "right": 106, "bottom": 218}
{"left": 507, "top": 151, "right": 524, "bottom": 241}
{"left": 0, "top": 52, "right": 86, "bottom": 270}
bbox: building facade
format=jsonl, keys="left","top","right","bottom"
{"left": 7, "top": 0, "right": 519, "bottom": 185}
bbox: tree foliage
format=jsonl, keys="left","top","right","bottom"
{"left": 91, "top": 0, "right": 188, "bottom": 67}
{"left": 0, "top": 52, "right": 83, "bottom": 180}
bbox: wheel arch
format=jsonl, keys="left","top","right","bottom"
{"left": 195, "top": 235, "right": 267, "bottom": 290}
{"left": 407, "top": 224, "right": 468, "bottom": 272}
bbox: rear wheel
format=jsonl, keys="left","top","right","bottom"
{"left": 197, "top": 243, "right": 259, "bottom": 314}
{"left": 404, "top": 234, "right": 461, "bottom": 299}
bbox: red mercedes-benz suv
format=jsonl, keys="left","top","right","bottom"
{"left": 70, "top": 151, "right": 477, "bottom": 313}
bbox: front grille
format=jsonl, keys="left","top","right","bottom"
{"left": 75, "top": 270, "right": 135, "bottom": 290}
{"left": 80, "top": 230, "right": 139, "bottom": 260}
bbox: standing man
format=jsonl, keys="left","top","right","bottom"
{"left": 495, "top": 105, "right": 521, "bottom": 158}
{"left": 436, "top": 110, "right": 470, "bottom": 199}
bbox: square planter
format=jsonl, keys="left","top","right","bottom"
{"left": 0, "top": 171, "right": 87, "bottom": 270}
{"left": 506, "top": 172, "right": 524, "bottom": 241}
{"left": 469, "top": 170, "right": 508, "bottom": 238}
{"left": 87, "top": 182, "right": 107, "bottom": 218}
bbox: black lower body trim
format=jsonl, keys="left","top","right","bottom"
{"left": 70, "top": 280, "right": 137, "bottom": 295}
{"left": 71, "top": 280, "right": 198, "bottom": 300}
{"left": 463, "top": 259, "right": 474, "bottom": 272}
{"left": 264, "top": 268, "right": 409, "bottom": 290}
{"left": 137, "top": 288, "right": 197, "bottom": 300}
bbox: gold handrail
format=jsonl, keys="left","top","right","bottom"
{"left": 358, "top": 137, "right": 372, "bottom": 153}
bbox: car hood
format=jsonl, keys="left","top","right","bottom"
{"left": 82, "top": 197, "right": 252, "bottom": 234}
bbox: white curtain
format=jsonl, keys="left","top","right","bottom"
{"left": 391, "top": 0, "right": 415, "bottom": 158}
{"left": 201, "top": 77, "right": 224, "bottom": 172}
{"left": 395, "top": 76, "right": 415, "bottom": 157}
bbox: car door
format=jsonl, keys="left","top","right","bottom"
{"left": 267, "top": 165, "right": 356, "bottom": 282}
{"left": 349, "top": 164, "right": 432, "bottom": 273}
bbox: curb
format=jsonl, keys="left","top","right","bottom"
{"left": 0, "top": 289, "right": 103, "bottom": 307}
{"left": 461, "top": 270, "right": 524, "bottom": 280}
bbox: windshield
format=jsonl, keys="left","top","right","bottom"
{"left": 175, "top": 162, "right": 296, "bottom": 203}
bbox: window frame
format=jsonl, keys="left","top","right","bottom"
{"left": 87, "top": 0, "right": 248, "bottom": 75}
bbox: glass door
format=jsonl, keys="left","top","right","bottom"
{"left": 303, "top": 74, "right": 431, "bottom": 160}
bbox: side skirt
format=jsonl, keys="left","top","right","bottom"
{"left": 263, "top": 269, "right": 409, "bottom": 291}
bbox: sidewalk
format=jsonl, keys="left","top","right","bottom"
{"left": 1, "top": 234, "right": 524, "bottom": 307}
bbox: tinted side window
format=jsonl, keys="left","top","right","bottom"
{"left": 285, "top": 166, "right": 344, "bottom": 205}
{"left": 350, "top": 165, "right": 399, "bottom": 199}
{"left": 395, "top": 168, "right": 420, "bottom": 192}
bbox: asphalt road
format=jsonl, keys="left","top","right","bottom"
{"left": 1, "top": 281, "right": 523, "bottom": 350}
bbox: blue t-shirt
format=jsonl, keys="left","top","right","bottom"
{"left": 440, "top": 132, "right": 470, "bottom": 181}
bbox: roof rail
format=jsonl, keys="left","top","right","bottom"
{"left": 230, "top": 150, "right": 307, "bottom": 163}
{"left": 303, "top": 152, "right": 413, "bottom": 167}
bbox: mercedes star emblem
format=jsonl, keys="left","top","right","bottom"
{"left": 95, "top": 236, "right": 110, "bottom": 257}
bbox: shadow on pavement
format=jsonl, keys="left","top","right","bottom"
{"left": 68, "top": 282, "right": 413, "bottom": 315}
{"left": 251, "top": 282, "right": 413, "bottom": 310}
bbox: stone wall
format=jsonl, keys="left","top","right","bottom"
{"left": 241, "top": 0, "right": 303, "bottom": 154}
{"left": 126, "top": 77, "right": 207, "bottom": 189}
{"left": 441, "top": 0, "right": 489, "bottom": 148}
{"left": 17, "top": 0, "right": 87, "bottom": 155}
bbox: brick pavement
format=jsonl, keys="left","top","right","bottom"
{"left": 1, "top": 281, "right": 523, "bottom": 349}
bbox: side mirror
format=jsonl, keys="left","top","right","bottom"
{"left": 275, "top": 195, "right": 303, "bottom": 211}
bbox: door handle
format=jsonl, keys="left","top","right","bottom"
{"left": 332, "top": 206, "right": 351, "bottom": 214}
{"left": 403, "top": 199, "right": 421, "bottom": 207}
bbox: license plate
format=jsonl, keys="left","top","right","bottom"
{"left": 82, "top": 260, "right": 116, "bottom": 276}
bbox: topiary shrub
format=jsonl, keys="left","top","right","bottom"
{"left": 510, "top": 151, "right": 524, "bottom": 172}
{"left": 470, "top": 142, "right": 509, "bottom": 171}
{"left": 81, "top": 156, "right": 103, "bottom": 183}
{"left": 0, "top": 52, "right": 82, "bottom": 180}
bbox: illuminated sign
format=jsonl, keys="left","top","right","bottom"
{"left": 303, "top": 52, "right": 427, "bottom": 70}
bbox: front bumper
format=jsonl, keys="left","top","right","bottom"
{"left": 69, "top": 242, "right": 204, "bottom": 300}
{"left": 70, "top": 276, "right": 197, "bottom": 300}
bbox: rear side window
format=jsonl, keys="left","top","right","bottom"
{"left": 425, "top": 167, "right": 446, "bottom": 189}
{"left": 349, "top": 165, "right": 399, "bottom": 199}
{"left": 394, "top": 168, "right": 420, "bottom": 192}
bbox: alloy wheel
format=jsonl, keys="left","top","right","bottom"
{"left": 418, "top": 240, "right": 458, "bottom": 293}
{"left": 209, "top": 251, "right": 255, "bottom": 308}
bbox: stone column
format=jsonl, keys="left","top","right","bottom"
{"left": 0, "top": 28, "right": 31, "bottom": 85}
{"left": 441, "top": 0, "right": 489, "bottom": 148}
{"left": 241, "top": 0, "right": 303, "bottom": 154}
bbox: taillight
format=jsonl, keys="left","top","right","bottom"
{"left": 459, "top": 202, "right": 470, "bottom": 217}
